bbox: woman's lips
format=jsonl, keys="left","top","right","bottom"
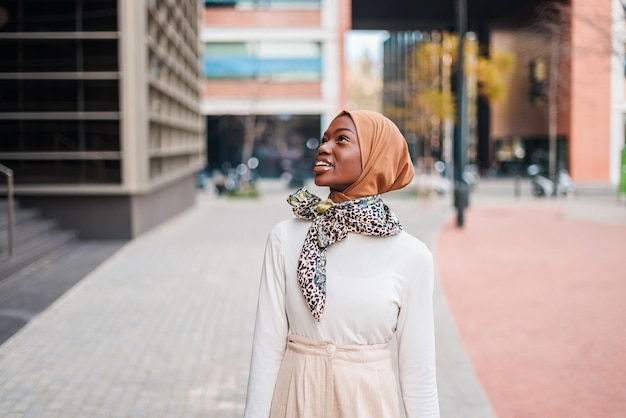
{"left": 313, "top": 161, "right": 333, "bottom": 174}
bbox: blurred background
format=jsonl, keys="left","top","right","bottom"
{"left": 0, "top": 0, "right": 624, "bottom": 242}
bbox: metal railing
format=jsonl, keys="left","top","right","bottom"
{"left": 0, "top": 163, "right": 14, "bottom": 258}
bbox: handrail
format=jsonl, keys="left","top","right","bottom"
{"left": 0, "top": 163, "right": 14, "bottom": 258}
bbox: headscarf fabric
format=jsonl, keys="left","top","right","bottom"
{"left": 328, "top": 110, "right": 414, "bottom": 203}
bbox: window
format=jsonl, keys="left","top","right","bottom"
{"left": 0, "top": 80, "right": 119, "bottom": 112}
{"left": 21, "top": 0, "right": 76, "bottom": 32}
{"left": 82, "top": 40, "right": 119, "bottom": 71}
{"left": 0, "top": 0, "right": 117, "bottom": 32}
{"left": 0, "top": 39, "right": 118, "bottom": 73}
{"left": 204, "top": 42, "right": 322, "bottom": 81}
{"left": 0, "top": 39, "right": 78, "bottom": 72}
{"left": 204, "top": 0, "right": 319, "bottom": 9}
{"left": 83, "top": 80, "right": 119, "bottom": 111}
{"left": 0, "top": 120, "right": 120, "bottom": 152}
{"left": 12, "top": 159, "right": 121, "bottom": 184}
{"left": 81, "top": 0, "right": 118, "bottom": 31}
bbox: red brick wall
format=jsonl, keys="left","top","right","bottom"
{"left": 204, "top": 9, "right": 320, "bottom": 27}
{"left": 204, "top": 80, "right": 321, "bottom": 98}
{"left": 569, "top": 0, "right": 612, "bottom": 180}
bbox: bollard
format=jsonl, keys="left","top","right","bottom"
{"left": 454, "top": 181, "right": 469, "bottom": 227}
{"left": 514, "top": 175, "right": 521, "bottom": 199}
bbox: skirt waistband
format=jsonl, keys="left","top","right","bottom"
{"left": 286, "top": 334, "right": 390, "bottom": 362}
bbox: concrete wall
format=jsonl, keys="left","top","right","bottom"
{"left": 20, "top": 174, "right": 196, "bottom": 240}
{"left": 131, "top": 174, "right": 196, "bottom": 237}
{"left": 20, "top": 196, "right": 134, "bottom": 240}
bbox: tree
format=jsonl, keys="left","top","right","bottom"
{"left": 531, "top": 1, "right": 572, "bottom": 183}
{"left": 384, "top": 31, "right": 514, "bottom": 180}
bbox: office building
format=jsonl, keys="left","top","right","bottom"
{"left": 0, "top": 0, "right": 205, "bottom": 238}
{"left": 374, "top": 0, "right": 625, "bottom": 184}
{"left": 201, "top": 0, "right": 349, "bottom": 177}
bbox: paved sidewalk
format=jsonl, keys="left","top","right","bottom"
{"left": 2, "top": 177, "right": 621, "bottom": 417}
{"left": 0, "top": 241, "right": 127, "bottom": 345}
{"left": 0, "top": 179, "right": 496, "bottom": 418}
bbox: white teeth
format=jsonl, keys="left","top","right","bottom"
{"left": 316, "top": 161, "right": 331, "bottom": 167}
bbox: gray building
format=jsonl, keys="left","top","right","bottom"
{"left": 0, "top": 0, "right": 205, "bottom": 239}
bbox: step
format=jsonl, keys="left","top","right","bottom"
{"left": 0, "top": 218, "right": 58, "bottom": 252}
{"left": 0, "top": 198, "right": 19, "bottom": 212}
{"left": 0, "top": 230, "right": 77, "bottom": 281}
{"left": 0, "top": 239, "right": 127, "bottom": 344}
{"left": 0, "top": 207, "right": 42, "bottom": 236}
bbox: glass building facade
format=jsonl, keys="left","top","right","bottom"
{"left": 0, "top": 0, "right": 204, "bottom": 238}
{"left": 204, "top": 41, "right": 322, "bottom": 81}
{"left": 0, "top": 0, "right": 121, "bottom": 185}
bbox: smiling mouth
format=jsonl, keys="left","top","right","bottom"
{"left": 313, "top": 161, "right": 333, "bottom": 174}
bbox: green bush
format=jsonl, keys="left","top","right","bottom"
{"left": 226, "top": 186, "right": 260, "bottom": 199}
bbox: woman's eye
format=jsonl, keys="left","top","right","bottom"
{"left": 337, "top": 135, "right": 348, "bottom": 142}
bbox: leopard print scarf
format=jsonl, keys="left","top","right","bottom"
{"left": 287, "top": 187, "right": 403, "bottom": 321}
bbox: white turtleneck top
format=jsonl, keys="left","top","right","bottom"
{"left": 244, "top": 217, "right": 440, "bottom": 418}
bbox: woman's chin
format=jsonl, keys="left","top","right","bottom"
{"left": 314, "top": 180, "right": 334, "bottom": 190}
{"left": 313, "top": 176, "right": 326, "bottom": 187}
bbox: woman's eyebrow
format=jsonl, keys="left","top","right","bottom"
{"left": 321, "top": 127, "right": 356, "bottom": 139}
{"left": 333, "top": 127, "right": 356, "bottom": 135}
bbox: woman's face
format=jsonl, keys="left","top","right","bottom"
{"left": 313, "top": 115, "right": 362, "bottom": 192}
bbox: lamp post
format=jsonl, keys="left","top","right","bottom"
{"left": 453, "top": 0, "right": 469, "bottom": 227}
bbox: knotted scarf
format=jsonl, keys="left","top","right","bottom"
{"left": 287, "top": 187, "right": 402, "bottom": 321}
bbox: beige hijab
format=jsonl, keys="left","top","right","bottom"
{"left": 328, "top": 110, "right": 415, "bottom": 203}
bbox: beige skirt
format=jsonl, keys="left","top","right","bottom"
{"left": 269, "top": 334, "right": 401, "bottom": 418}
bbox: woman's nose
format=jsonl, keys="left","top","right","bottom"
{"left": 318, "top": 141, "right": 331, "bottom": 154}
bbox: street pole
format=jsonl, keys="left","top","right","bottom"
{"left": 454, "top": 0, "right": 469, "bottom": 227}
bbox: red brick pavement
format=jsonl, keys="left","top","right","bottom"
{"left": 436, "top": 205, "right": 626, "bottom": 418}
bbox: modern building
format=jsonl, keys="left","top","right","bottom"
{"left": 202, "top": 0, "right": 622, "bottom": 185}
{"left": 0, "top": 0, "right": 205, "bottom": 239}
{"left": 376, "top": 0, "right": 625, "bottom": 184}
{"left": 201, "top": 0, "right": 350, "bottom": 177}
{"left": 488, "top": 0, "right": 624, "bottom": 184}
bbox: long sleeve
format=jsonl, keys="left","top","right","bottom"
{"left": 396, "top": 245, "right": 440, "bottom": 418}
{"left": 244, "top": 224, "right": 289, "bottom": 418}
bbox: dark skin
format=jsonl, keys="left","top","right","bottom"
{"left": 313, "top": 115, "right": 363, "bottom": 192}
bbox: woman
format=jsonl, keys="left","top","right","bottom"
{"left": 245, "top": 110, "right": 440, "bottom": 418}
